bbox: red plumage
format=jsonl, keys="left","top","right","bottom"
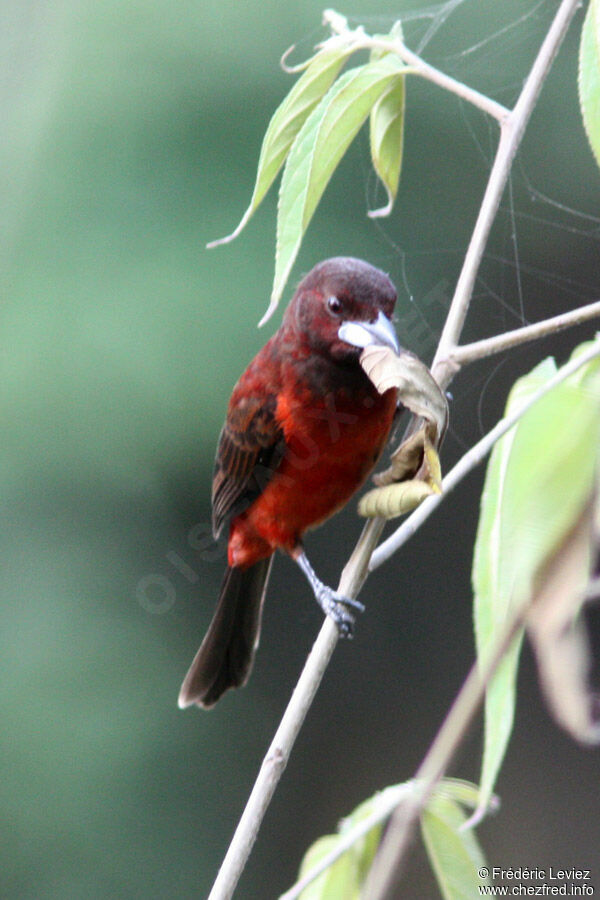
{"left": 179, "top": 257, "right": 400, "bottom": 708}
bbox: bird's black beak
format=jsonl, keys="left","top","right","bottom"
{"left": 338, "top": 311, "right": 400, "bottom": 354}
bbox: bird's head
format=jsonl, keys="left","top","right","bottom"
{"left": 284, "top": 257, "right": 400, "bottom": 364}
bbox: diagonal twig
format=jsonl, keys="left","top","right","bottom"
{"left": 451, "top": 299, "right": 600, "bottom": 366}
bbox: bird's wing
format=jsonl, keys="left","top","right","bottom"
{"left": 212, "top": 392, "right": 284, "bottom": 539}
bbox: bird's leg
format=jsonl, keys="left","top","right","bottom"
{"left": 293, "top": 549, "right": 365, "bottom": 638}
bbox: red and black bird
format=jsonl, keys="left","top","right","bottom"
{"left": 178, "top": 257, "right": 401, "bottom": 709}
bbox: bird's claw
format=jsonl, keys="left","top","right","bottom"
{"left": 316, "top": 587, "right": 364, "bottom": 638}
{"left": 340, "top": 594, "right": 365, "bottom": 613}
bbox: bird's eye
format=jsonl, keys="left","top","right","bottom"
{"left": 327, "top": 296, "right": 343, "bottom": 316}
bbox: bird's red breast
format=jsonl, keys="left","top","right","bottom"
{"left": 226, "top": 347, "right": 398, "bottom": 569}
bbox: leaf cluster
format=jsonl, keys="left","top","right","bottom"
{"left": 209, "top": 14, "right": 408, "bottom": 323}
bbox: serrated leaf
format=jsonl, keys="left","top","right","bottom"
{"left": 472, "top": 346, "right": 600, "bottom": 819}
{"left": 265, "top": 56, "right": 404, "bottom": 323}
{"left": 421, "top": 796, "right": 489, "bottom": 900}
{"left": 369, "top": 75, "right": 405, "bottom": 217}
{"left": 207, "top": 46, "right": 352, "bottom": 248}
{"left": 579, "top": 0, "right": 600, "bottom": 171}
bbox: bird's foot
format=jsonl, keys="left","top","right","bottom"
{"left": 315, "top": 586, "right": 365, "bottom": 638}
{"left": 294, "top": 549, "right": 365, "bottom": 638}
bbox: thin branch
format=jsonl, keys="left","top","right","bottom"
{"left": 208, "top": 620, "right": 339, "bottom": 900}
{"left": 322, "top": 12, "right": 510, "bottom": 122}
{"left": 362, "top": 37, "right": 510, "bottom": 122}
{"left": 452, "top": 300, "right": 600, "bottom": 366}
{"left": 208, "top": 4, "right": 582, "bottom": 897}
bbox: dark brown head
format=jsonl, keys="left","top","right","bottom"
{"left": 282, "top": 257, "right": 400, "bottom": 363}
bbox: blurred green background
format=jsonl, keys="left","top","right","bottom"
{"left": 2, "top": 1, "right": 600, "bottom": 897}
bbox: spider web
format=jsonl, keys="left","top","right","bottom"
{"left": 342, "top": 0, "right": 600, "bottom": 452}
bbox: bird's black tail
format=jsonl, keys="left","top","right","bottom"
{"left": 178, "top": 557, "right": 273, "bottom": 709}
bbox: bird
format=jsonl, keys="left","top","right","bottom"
{"left": 178, "top": 257, "right": 401, "bottom": 709}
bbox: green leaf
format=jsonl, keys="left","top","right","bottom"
{"left": 337, "top": 791, "right": 386, "bottom": 886}
{"left": 207, "top": 45, "right": 352, "bottom": 248}
{"left": 472, "top": 346, "right": 600, "bottom": 818}
{"left": 579, "top": 0, "right": 600, "bottom": 171}
{"left": 565, "top": 337, "right": 600, "bottom": 382}
{"left": 294, "top": 788, "right": 394, "bottom": 899}
{"left": 297, "top": 835, "right": 361, "bottom": 900}
{"left": 369, "top": 74, "right": 405, "bottom": 217}
{"left": 265, "top": 55, "right": 404, "bottom": 323}
{"left": 367, "top": 22, "right": 406, "bottom": 217}
{"left": 421, "top": 796, "right": 489, "bottom": 900}
{"left": 507, "top": 351, "right": 600, "bottom": 744}
{"left": 367, "top": 20, "right": 404, "bottom": 66}
{"left": 501, "top": 366, "right": 600, "bottom": 589}
{"left": 290, "top": 783, "right": 415, "bottom": 900}
{"left": 435, "top": 778, "right": 495, "bottom": 812}
{"left": 472, "top": 358, "right": 556, "bottom": 818}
